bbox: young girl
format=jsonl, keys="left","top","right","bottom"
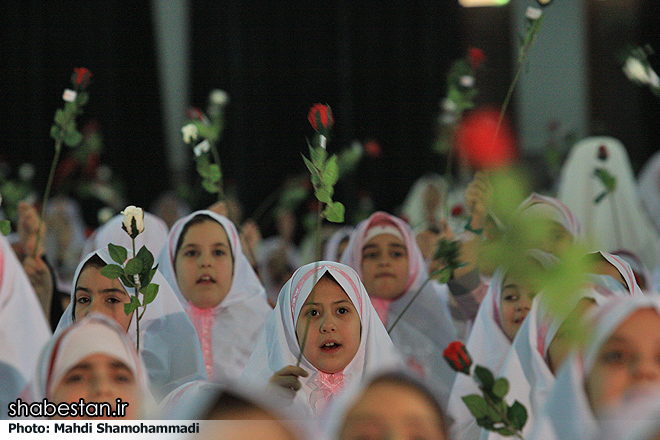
{"left": 323, "top": 369, "right": 449, "bottom": 440}
{"left": 0, "top": 234, "right": 52, "bottom": 418}
{"left": 57, "top": 247, "right": 207, "bottom": 400}
{"left": 447, "top": 250, "right": 557, "bottom": 440}
{"left": 35, "top": 314, "right": 152, "bottom": 419}
{"left": 240, "top": 261, "right": 400, "bottom": 417}
{"left": 157, "top": 210, "right": 272, "bottom": 383}
{"left": 529, "top": 295, "right": 660, "bottom": 440}
{"left": 339, "top": 211, "right": 458, "bottom": 404}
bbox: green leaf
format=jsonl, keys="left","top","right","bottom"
{"left": 100, "top": 264, "right": 125, "bottom": 279}
{"left": 474, "top": 365, "right": 495, "bottom": 390}
{"left": 50, "top": 124, "right": 61, "bottom": 141}
{"left": 124, "top": 295, "right": 141, "bottom": 315}
{"left": 76, "top": 92, "right": 89, "bottom": 106}
{"left": 492, "top": 377, "right": 509, "bottom": 399}
{"left": 120, "top": 274, "right": 136, "bottom": 289}
{"left": 323, "top": 201, "right": 345, "bottom": 223}
{"left": 141, "top": 265, "right": 158, "bottom": 287}
{"left": 508, "top": 401, "right": 528, "bottom": 431}
{"left": 64, "top": 129, "right": 83, "bottom": 147}
{"left": 0, "top": 220, "right": 11, "bottom": 236}
{"left": 54, "top": 108, "right": 66, "bottom": 126}
{"left": 495, "top": 427, "right": 517, "bottom": 436}
{"left": 431, "top": 267, "right": 453, "bottom": 284}
{"left": 206, "top": 164, "right": 221, "bottom": 182}
{"left": 136, "top": 245, "right": 154, "bottom": 272}
{"left": 202, "top": 179, "right": 220, "bottom": 193}
{"left": 196, "top": 154, "right": 210, "bottom": 174}
{"left": 310, "top": 144, "right": 327, "bottom": 167}
{"left": 322, "top": 155, "right": 339, "bottom": 186}
{"left": 315, "top": 186, "right": 333, "bottom": 204}
{"left": 302, "top": 154, "right": 318, "bottom": 177}
{"left": 462, "top": 394, "right": 489, "bottom": 419}
{"left": 125, "top": 257, "right": 143, "bottom": 276}
{"left": 108, "top": 243, "right": 128, "bottom": 265}
{"left": 140, "top": 283, "right": 159, "bottom": 305}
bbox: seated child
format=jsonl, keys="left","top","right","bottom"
{"left": 240, "top": 261, "right": 400, "bottom": 417}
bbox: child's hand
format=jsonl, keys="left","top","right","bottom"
{"left": 269, "top": 365, "right": 308, "bottom": 399}
{"left": 465, "top": 171, "right": 492, "bottom": 231}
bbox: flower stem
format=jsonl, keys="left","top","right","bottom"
{"left": 387, "top": 277, "right": 433, "bottom": 334}
{"left": 479, "top": 386, "right": 525, "bottom": 439}
{"left": 210, "top": 142, "right": 225, "bottom": 202}
{"left": 32, "top": 139, "right": 63, "bottom": 259}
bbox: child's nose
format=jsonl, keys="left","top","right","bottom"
{"left": 320, "top": 316, "right": 337, "bottom": 333}
{"left": 633, "top": 357, "right": 660, "bottom": 381}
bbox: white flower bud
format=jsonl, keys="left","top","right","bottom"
{"left": 623, "top": 57, "right": 650, "bottom": 84}
{"left": 525, "top": 6, "right": 542, "bottom": 20}
{"left": 62, "top": 89, "right": 77, "bottom": 102}
{"left": 459, "top": 75, "right": 475, "bottom": 88}
{"left": 121, "top": 205, "right": 145, "bottom": 238}
{"left": 18, "top": 163, "right": 36, "bottom": 181}
{"left": 193, "top": 140, "right": 211, "bottom": 157}
{"left": 209, "top": 89, "right": 229, "bottom": 106}
{"left": 442, "top": 98, "right": 457, "bottom": 113}
{"left": 181, "top": 124, "right": 199, "bottom": 144}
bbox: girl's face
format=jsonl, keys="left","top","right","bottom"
{"left": 340, "top": 380, "right": 447, "bottom": 440}
{"left": 295, "top": 276, "right": 361, "bottom": 374}
{"left": 586, "top": 308, "right": 660, "bottom": 417}
{"left": 361, "top": 233, "right": 410, "bottom": 300}
{"left": 51, "top": 354, "right": 142, "bottom": 419}
{"left": 536, "top": 220, "right": 573, "bottom": 258}
{"left": 499, "top": 274, "right": 534, "bottom": 341}
{"left": 74, "top": 266, "right": 133, "bottom": 331}
{"left": 175, "top": 219, "right": 234, "bottom": 309}
{"left": 547, "top": 298, "right": 595, "bottom": 374}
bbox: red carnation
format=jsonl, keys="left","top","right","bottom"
{"left": 455, "top": 106, "right": 516, "bottom": 170}
{"left": 71, "top": 67, "right": 92, "bottom": 91}
{"left": 308, "top": 103, "right": 334, "bottom": 135}
{"left": 468, "top": 47, "right": 486, "bottom": 70}
{"left": 443, "top": 341, "right": 472, "bottom": 374}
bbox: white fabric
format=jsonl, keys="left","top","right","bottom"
{"left": 595, "top": 385, "right": 660, "bottom": 440}
{"left": 0, "top": 235, "right": 52, "bottom": 419}
{"left": 401, "top": 173, "right": 465, "bottom": 235}
{"left": 156, "top": 210, "right": 272, "bottom": 383}
{"left": 638, "top": 150, "right": 660, "bottom": 235}
{"left": 517, "top": 192, "right": 583, "bottom": 243}
{"left": 529, "top": 295, "right": 660, "bottom": 440}
{"left": 322, "top": 226, "right": 354, "bottom": 262}
{"left": 240, "top": 261, "right": 401, "bottom": 418}
{"left": 340, "top": 211, "right": 459, "bottom": 407}
{"left": 36, "top": 313, "right": 149, "bottom": 400}
{"left": 480, "top": 280, "right": 639, "bottom": 440}
{"left": 56, "top": 247, "right": 207, "bottom": 400}
{"left": 557, "top": 136, "right": 660, "bottom": 270}
{"left": 81, "top": 211, "right": 169, "bottom": 261}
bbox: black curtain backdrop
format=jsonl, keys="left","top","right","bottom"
{"left": 1, "top": 0, "right": 463, "bottom": 221}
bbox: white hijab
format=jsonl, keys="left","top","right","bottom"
{"left": 56, "top": 247, "right": 207, "bottom": 401}
{"left": 638, "top": 150, "right": 660, "bottom": 235}
{"left": 240, "top": 261, "right": 400, "bottom": 418}
{"left": 557, "top": 136, "right": 660, "bottom": 271}
{"left": 530, "top": 295, "right": 660, "bottom": 440}
{"left": 156, "top": 210, "right": 272, "bottom": 383}
{"left": 340, "top": 211, "right": 459, "bottom": 407}
{"left": 0, "top": 235, "right": 52, "bottom": 418}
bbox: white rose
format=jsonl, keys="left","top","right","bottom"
{"left": 62, "top": 89, "right": 77, "bottom": 102}
{"left": 181, "top": 124, "right": 199, "bottom": 144}
{"left": 193, "top": 140, "right": 211, "bottom": 157}
{"left": 209, "top": 89, "right": 229, "bottom": 106}
{"left": 18, "top": 163, "right": 36, "bottom": 181}
{"left": 442, "top": 98, "right": 457, "bottom": 112}
{"left": 649, "top": 68, "right": 660, "bottom": 89}
{"left": 623, "top": 57, "right": 650, "bottom": 84}
{"left": 459, "top": 75, "right": 475, "bottom": 88}
{"left": 525, "top": 6, "right": 542, "bottom": 20}
{"left": 121, "top": 206, "right": 144, "bottom": 238}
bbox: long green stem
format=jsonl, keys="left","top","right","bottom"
{"left": 32, "top": 141, "right": 63, "bottom": 259}
{"left": 210, "top": 143, "right": 225, "bottom": 202}
{"left": 479, "top": 387, "right": 525, "bottom": 439}
{"left": 387, "top": 277, "right": 433, "bottom": 334}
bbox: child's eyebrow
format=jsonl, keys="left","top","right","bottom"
{"left": 388, "top": 243, "right": 406, "bottom": 249}
{"left": 362, "top": 244, "right": 379, "bottom": 251}
{"left": 333, "top": 299, "right": 353, "bottom": 306}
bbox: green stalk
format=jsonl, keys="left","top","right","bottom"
{"left": 32, "top": 139, "right": 64, "bottom": 259}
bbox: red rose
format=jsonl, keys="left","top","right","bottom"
{"left": 451, "top": 204, "right": 464, "bottom": 217}
{"left": 468, "top": 47, "right": 486, "bottom": 70}
{"left": 443, "top": 341, "right": 472, "bottom": 374}
{"left": 71, "top": 67, "right": 92, "bottom": 90}
{"left": 364, "top": 139, "right": 382, "bottom": 158}
{"left": 455, "top": 106, "right": 516, "bottom": 170}
{"left": 308, "top": 103, "right": 334, "bottom": 134}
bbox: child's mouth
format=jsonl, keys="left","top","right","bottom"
{"left": 197, "top": 275, "right": 216, "bottom": 284}
{"left": 320, "top": 341, "right": 342, "bottom": 353}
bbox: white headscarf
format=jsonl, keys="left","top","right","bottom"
{"left": 557, "top": 136, "right": 660, "bottom": 271}
{"left": 81, "top": 211, "right": 169, "bottom": 260}
{"left": 35, "top": 314, "right": 151, "bottom": 408}
{"left": 529, "top": 295, "right": 660, "bottom": 440}
{"left": 401, "top": 173, "right": 465, "bottom": 235}
{"left": 240, "top": 261, "right": 400, "bottom": 417}
{"left": 56, "top": 247, "right": 207, "bottom": 401}
{"left": 517, "top": 192, "right": 584, "bottom": 244}
{"left": 638, "top": 150, "right": 660, "bottom": 235}
{"left": 323, "top": 226, "right": 355, "bottom": 262}
{"left": 156, "top": 210, "right": 272, "bottom": 383}
{"left": 340, "top": 211, "right": 458, "bottom": 406}
{"left": 0, "top": 235, "right": 52, "bottom": 419}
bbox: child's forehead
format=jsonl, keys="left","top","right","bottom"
{"left": 304, "top": 276, "right": 353, "bottom": 305}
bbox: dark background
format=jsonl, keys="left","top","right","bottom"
{"left": 2, "top": 0, "right": 659, "bottom": 228}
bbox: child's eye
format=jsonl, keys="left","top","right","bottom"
{"left": 337, "top": 307, "right": 349, "bottom": 315}
{"left": 114, "top": 373, "right": 135, "bottom": 384}
{"left": 213, "top": 249, "right": 226, "bottom": 257}
{"left": 107, "top": 297, "right": 122, "bottom": 304}
{"left": 601, "top": 349, "right": 628, "bottom": 365}
{"left": 63, "top": 374, "right": 85, "bottom": 384}
{"left": 391, "top": 251, "right": 406, "bottom": 258}
{"left": 503, "top": 294, "right": 519, "bottom": 303}
{"left": 363, "top": 251, "right": 379, "bottom": 260}
{"left": 306, "top": 309, "right": 320, "bottom": 317}
{"left": 184, "top": 249, "right": 198, "bottom": 257}
{"left": 76, "top": 296, "right": 90, "bottom": 305}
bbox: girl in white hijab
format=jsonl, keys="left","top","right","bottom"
{"left": 340, "top": 211, "right": 458, "bottom": 406}
{"left": 56, "top": 247, "right": 207, "bottom": 401}
{"left": 157, "top": 210, "right": 272, "bottom": 383}
{"left": 557, "top": 136, "right": 660, "bottom": 271}
{"left": 35, "top": 313, "right": 152, "bottom": 419}
{"left": 529, "top": 295, "right": 660, "bottom": 440}
{"left": 240, "top": 261, "right": 400, "bottom": 418}
{"left": 0, "top": 234, "right": 51, "bottom": 419}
